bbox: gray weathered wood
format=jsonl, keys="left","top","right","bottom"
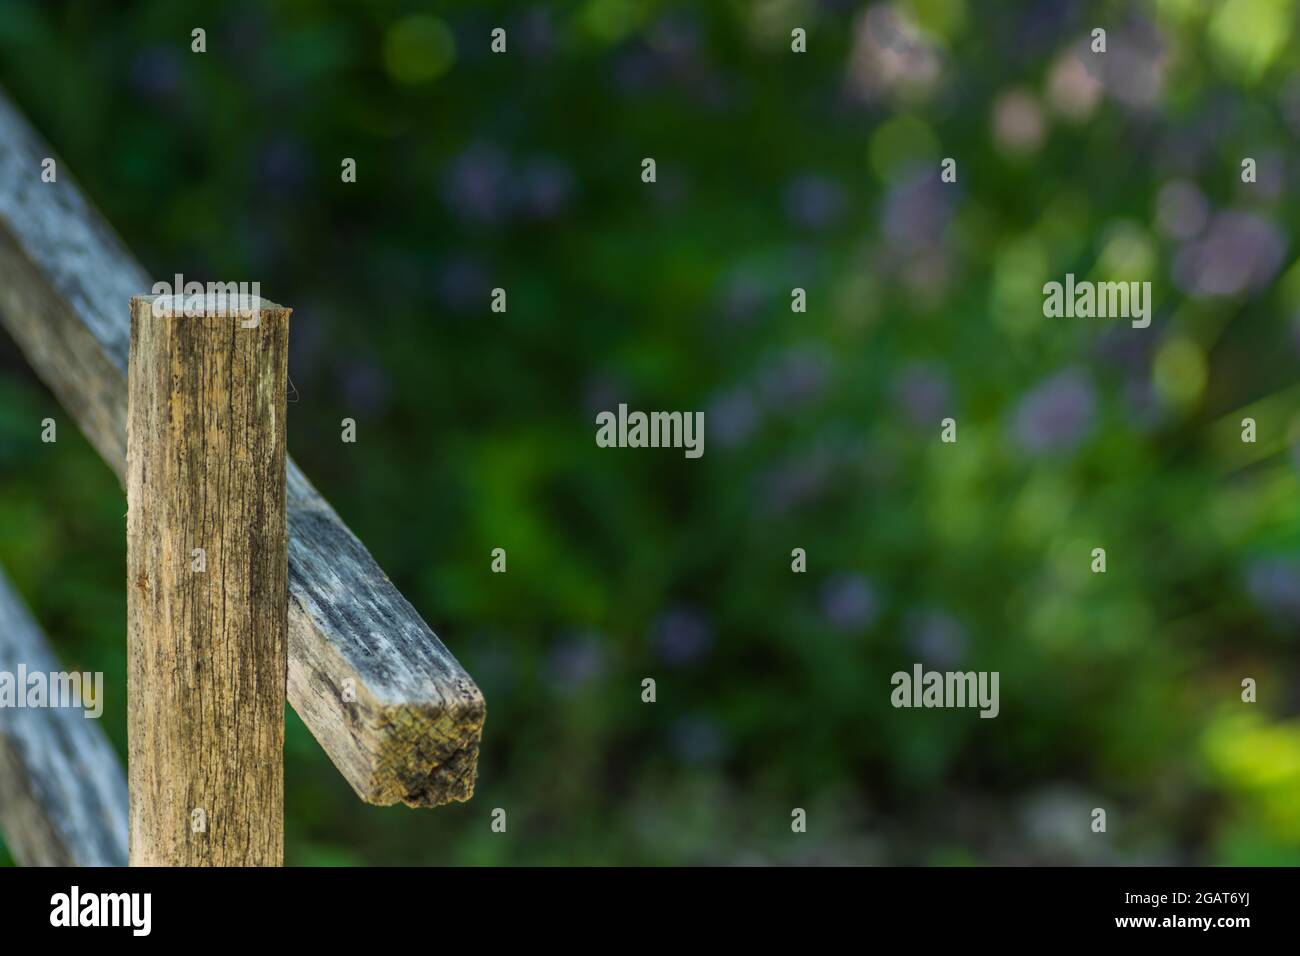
{"left": 128, "top": 296, "right": 288, "bottom": 865}
{"left": 0, "top": 89, "right": 483, "bottom": 807}
{"left": 0, "top": 566, "right": 129, "bottom": 866}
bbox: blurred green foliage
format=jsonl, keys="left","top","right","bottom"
{"left": 1, "top": 0, "right": 1299, "bottom": 864}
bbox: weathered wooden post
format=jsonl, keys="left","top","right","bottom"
{"left": 126, "top": 293, "right": 290, "bottom": 866}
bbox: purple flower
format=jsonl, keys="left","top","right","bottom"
{"left": 1097, "top": 20, "right": 1168, "bottom": 109}
{"left": 1155, "top": 180, "right": 1208, "bottom": 241}
{"left": 892, "top": 362, "right": 952, "bottom": 428}
{"left": 1173, "top": 212, "right": 1287, "bottom": 298}
{"left": 338, "top": 358, "right": 392, "bottom": 416}
{"left": 650, "top": 606, "right": 714, "bottom": 665}
{"left": 1158, "top": 92, "right": 1239, "bottom": 175}
{"left": 758, "top": 452, "right": 834, "bottom": 515}
{"left": 1245, "top": 149, "right": 1285, "bottom": 201}
{"left": 513, "top": 156, "right": 575, "bottom": 220}
{"left": 130, "top": 46, "right": 184, "bottom": 101}
{"left": 784, "top": 175, "right": 848, "bottom": 231}
{"left": 1011, "top": 368, "right": 1096, "bottom": 456}
{"left": 1091, "top": 327, "right": 1145, "bottom": 368}
{"left": 707, "top": 387, "right": 760, "bottom": 449}
{"left": 695, "top": 70, "right": 736, "bottom": 112}
{"left": 546, "top": 634, "right": 608, "bottom": 694}
{"left": 906, "top": 609, "right": 967, "bottom": 668}
{"left": 1007, "top": 0, "right": 1075, "bottom": 62}
{"left": 716, "top": 270, "right": 768, "bottom": 325}
{"left": 440, "top": 143, "right": 512, "bottom": 225}
{"left": 258, "top": 136, "right": 310, "bottom": 194}
{"left": 758, "top": 345, "right": 832, "bottom": 410}
{"left": 613, "top": 47, "right": 663, "bottom": 96}
{"left": 1091, "top": 328, "right": 1162, "bottom": 426}
{"left": 1246, "top": 559, "right": 1300, "bottom": 625}
{"left": 882, "top": 170, "right": 953, "bottom": 252}
{"left": 847, "top": 5, "right": 942, "bottom": 102}
{"left": 820, "top": 574, "right": 878, "bottom": 633}
{"left": 515, "top": 7, "right": 557, "bottom": 61}
{"left": 434, "top": 256, "right": 491, "bottom": 313}
{"left": 647, "top": 14, "right": 703, "bottom": 67}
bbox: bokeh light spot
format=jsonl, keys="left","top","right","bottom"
{"left": 384, "top": 15, "right": 455, "bottom": 86}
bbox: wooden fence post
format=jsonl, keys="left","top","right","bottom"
{"left": 126, "top": 293, "right": 290, "bottom": 866}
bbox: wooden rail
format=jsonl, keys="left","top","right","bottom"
{"left": 0, "top": 566, "right": 129, "bottom": 866}
{"left": 0, "top": 88, "right": 484, "bottom": 820}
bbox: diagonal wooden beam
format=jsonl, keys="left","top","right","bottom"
{"left": 0, "top": 566, "right": 129, "bottom": 866}
{"left": 0, "top": 90, "right": 484, "bottom": 808}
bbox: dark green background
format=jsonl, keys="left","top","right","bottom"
{"left": 2, "top": 0, "right": 1299, "bottom": 865}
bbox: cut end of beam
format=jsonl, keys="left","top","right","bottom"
{"left": 375, "top": 686, "right": 486, "bottom": 808}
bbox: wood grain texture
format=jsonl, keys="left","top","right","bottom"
{"left": 0, "top": 566, "right": 129, "bottom": 866}
{"left": 127, "top": 296, "right": 288, "bottom": 866}
{"left": 0, "top": 89, "right": 484, "bottom": 807}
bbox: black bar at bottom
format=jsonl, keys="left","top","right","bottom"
{"left": 0, "top": 865, "right": 1282, "bottom": 943}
